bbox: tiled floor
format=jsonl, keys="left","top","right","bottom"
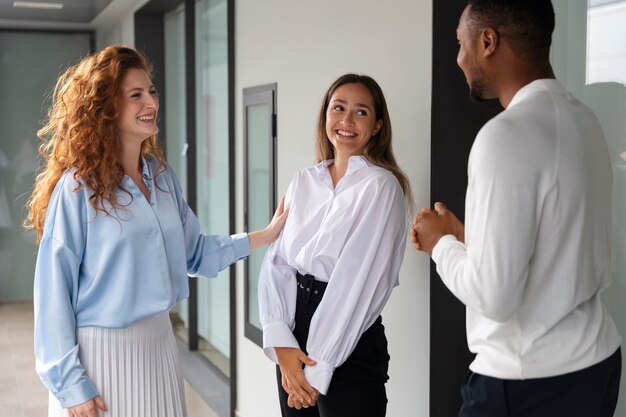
{"left": 173, "top": 316, "right": 230, "bottom": 378}
{"left": 0, "top": 301, "right": 217, "bottom": 417}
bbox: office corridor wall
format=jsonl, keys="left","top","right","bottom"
{"left": 0, "top": 31, "right": 91, "bottom": 300}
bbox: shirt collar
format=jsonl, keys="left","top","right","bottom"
{"left": 141, "top": 155, "right": 162, "bottom": 181}
{"left": 317, "top": 155, "right": 371, "bottom": 181}
{"left": 140, "top": 156, "right": 150, "bottom": 179}
{"left": 121, "top": 156, "right": 151, "bottom": 183}
{"left": 508, "top": 78, "right": 567, "bottom": 110}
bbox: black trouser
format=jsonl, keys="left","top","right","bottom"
{"left": 459, "top": 347, "right": 622, "bottom": 417}
{"left": 276, "top": 273, "right": 390, "bottom": 417}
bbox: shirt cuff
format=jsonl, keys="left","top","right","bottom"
{"left": 303, "top": 358, "right": 334, "bottom": 395}
{"left": 231, "top": 233, "right": 251, "bottom": 260}
{"left": 56, "top": 377, "right": 99, "bottom": 409}
{"left": 432, "top": 234, "right": 461, "bottom": 263}
{"left": 262, "top": 321, "right": 300, "bottom": 363}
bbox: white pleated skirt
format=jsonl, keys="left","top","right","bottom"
{"left": 48, "top": 311, "right": 187, "bottom": 417}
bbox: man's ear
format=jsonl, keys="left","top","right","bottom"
{"left": 481, "top": 27, "right": 499, "bottom": 58}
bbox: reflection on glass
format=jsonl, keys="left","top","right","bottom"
{"left": 195, "top": 0, "right": 231, "bottom": 375}
{"left": 246, "top": 104, "right": 272, "bottom": 328}
{"left": 585, "top": 0, "right": 626, "bottom": 293}
{"left": 583, "top": 1, "right": 625, "bottom": 414}
{"left": 587, "top": 1, "right": 626, "bottom": 85}
{"left": 164, "top": 4, "right": 188, "bottom": 327}
{"left": 552, "top": 1, "right": 625, "bottom": 412}
{"left": 165, "top": 5, "right": 187, "bottom": 200}
{"left": 0, "top": 32, "right": 90, "bottom": 300}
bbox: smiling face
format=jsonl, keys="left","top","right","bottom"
{"left": 325, "top": 82, "right": 382, "bottom": 159}
{"left": 117, "top": 67, "right": 159, "bottom": 146}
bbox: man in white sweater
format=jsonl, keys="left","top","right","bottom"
{"left": 412, "top": 1, "right": 622, "bottom": 416}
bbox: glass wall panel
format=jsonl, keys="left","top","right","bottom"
{"left": 195, "top": 0, "right": 231, "bottom": 375}
{"left": 552, "top": 1, "right": 626, "bottom": 413}
{"left": 246, "top": 103, "right": 271, "bottom": 330}
{"left": 0, "top": 31, "right": 91, "bottom": 300}
{"left": 242, "top": 84, "right": 276, "bottom": 346}
{"left": 164, "top": 5, "right": 188, "bottom": 325}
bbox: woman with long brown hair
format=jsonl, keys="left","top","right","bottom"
{"left": 259, "top": 74, "right": 412, "bottom": 417}
{"left": 26, "top": 45, "right": 287, "bottom": 417}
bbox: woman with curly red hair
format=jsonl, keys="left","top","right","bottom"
{"left": 25, "top": 45, "right": 287, "bottom": 417}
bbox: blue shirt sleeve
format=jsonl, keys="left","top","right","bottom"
{"left": 33, "top": 173, "right": 99, "bottom": 408}
{"left": 167, "top": 166, "right": 250, "bottom": 278}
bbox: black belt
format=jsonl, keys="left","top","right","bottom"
{"left": 296, "top": 272, "right": 327, "bottom": 304}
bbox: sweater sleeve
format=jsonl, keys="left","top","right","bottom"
{"left": 432, "top": 121, "right": 541, "bottom": 322}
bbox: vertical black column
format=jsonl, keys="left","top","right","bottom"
{"left": 185, "top": 0, "right": 198, "bottom": 351}
{"left": 134, "top": 14, "right": 166, "bottom": 145}
{"left": 227, "top": 0, "right": 237, "bottom": 415}
{"left": 430, "top": 1, "right": 502, "bottom": 416}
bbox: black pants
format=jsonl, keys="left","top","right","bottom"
{"left": 276, "top": 273, "right": 390, "bottom": 417}
{"left": 459, "top": 347, "right": 622, "bottom": 417}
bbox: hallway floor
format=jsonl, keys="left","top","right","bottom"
{"left": 0, "top": 301, "right": 217, "bottom": 417}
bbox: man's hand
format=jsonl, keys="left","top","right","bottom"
{"left": 275, "top": 347, "right": 319, "bottom": 407}
{"left": 412, "top": 202, "right": 464, "bottom": 256}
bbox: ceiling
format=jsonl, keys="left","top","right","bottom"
{"left": 0, "top": 0, "right": 113, "bottom": 24}
{"left": 3, "top": 0, "right": 623, "bottom": 28}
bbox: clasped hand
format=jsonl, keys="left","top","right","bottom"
{"left": 68, "top": 396, "right": 107, "bottom": 417}
{"left": 411, "top": 202, "right": 464, "bottom": 255}
{"left": 275, "top": 347, "right": 319, "bottom": 409}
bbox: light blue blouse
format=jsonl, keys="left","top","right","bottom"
{"left": 33, "top": 156, "right": 250, "bottom": 408}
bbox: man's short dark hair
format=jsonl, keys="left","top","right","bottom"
{"left": 467, "top": 0, "right": 555, "bottom": 60}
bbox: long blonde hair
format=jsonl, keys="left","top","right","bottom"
{"left": 25, "top": 45, "right": 165, "bottom": 243}
{"left": 315, "top": 74, "right": 413, "bottom": 206}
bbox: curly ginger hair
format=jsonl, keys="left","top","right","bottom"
{"left": 25, "top": 45, "right": 165, "bottom": 243}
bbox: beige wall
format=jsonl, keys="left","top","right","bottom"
{"left": 234, "top": 1, "right": 433, "bottom": 416}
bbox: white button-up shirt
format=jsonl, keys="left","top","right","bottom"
{"left": 433, "top": 79, "right": 621, "bottom": 379}
{"left": 259, "top": 155, "right": 407, "bottom": 394}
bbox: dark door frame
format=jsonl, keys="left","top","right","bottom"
{"left": 430, "top": 1, "right": 503, "bottom": 416}
{"left": 134, "top": 0, "right": 237, "bottom": 415}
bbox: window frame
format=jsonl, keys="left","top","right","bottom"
{"left": 243, "top": 83, "right": 277, "bottom": 347}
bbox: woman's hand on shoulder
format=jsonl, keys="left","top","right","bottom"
{"left": 266, "top": 196, "right": 289, "bottom": 242}
{"left": 248, "top": 196, "right": 289, "bottom": 251}
{"left": 68, "top": 396, "right": 107, "bottom": 417}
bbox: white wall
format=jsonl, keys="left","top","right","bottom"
{"left": 235, "top": 1, "right": 432, "bottom": 416}
{"left": 92, "top": 0, "right": 149, "bottom": 48}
